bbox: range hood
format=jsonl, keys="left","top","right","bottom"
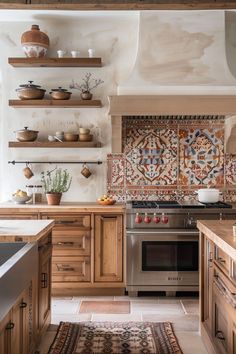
{"left": 118, "top": 10, "right": 236, "bottom": 95}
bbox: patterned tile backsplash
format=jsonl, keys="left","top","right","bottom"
{"left": 107, "top": 116, "right": 236, "bottom": 202}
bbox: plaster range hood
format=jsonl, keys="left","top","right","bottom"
{"left": 118, "top": 10, "right": 236, "bottom": 95}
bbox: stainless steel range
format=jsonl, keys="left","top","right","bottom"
{"left": 126, "top": 200, "right": 236, "bottom": 296}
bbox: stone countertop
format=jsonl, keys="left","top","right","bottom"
{"left": 197, "top": 220, "right": 236, "bottom": 261}
{"left": 0, "top": 202, "right": 126, "bottom": 213}
{"left": 0, "top": 220, "right": 54, "bottom": 242}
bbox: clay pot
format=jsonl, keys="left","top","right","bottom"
{"left": 46, "top": 193, "right": 62, "bottom": 205}
{"left": 16, "top": 81, "right": 46, "bottom": 100}
{"left": 49, "top": 87, "right": 72, "bottom": 100}
{"left": 21, "top": 24, "right": 49, "bottom": 58}
{"left": 15, "top": 127, "right": 39, "bottom": 142}
{"left": 81, "top": 92, "right": 93, "bottom": 100}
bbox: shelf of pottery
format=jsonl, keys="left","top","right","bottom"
{"left": 8, "top": 24, "right": 104, "bottom": 149}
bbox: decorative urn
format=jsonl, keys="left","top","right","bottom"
{"left": 21, "top": 24, "right": 49, "bottom": 58}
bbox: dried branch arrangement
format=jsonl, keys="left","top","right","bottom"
{"left": 70, "top": 72, "right": 104, "bottom": 93}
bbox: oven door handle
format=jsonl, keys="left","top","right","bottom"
{"left": 126, "top": 230, "right": 199, "bottom": 235}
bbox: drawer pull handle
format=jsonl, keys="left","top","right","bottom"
{"left": 216, "top": 331, "right": 225, "bottom": 341}
{"left": 56, "top": 220, "right": 78, "bottom": 225}
{"left": 57, "top": 266, "right": 75, "bottom": 272}
{"left": 218, "top": 257, "right": 226, "bottom": 263}
{"left": 57, "top": 242, "right": 74, "bottom": 246}
{"left": 41, "top": 272, "right": 48, "bottom": 289}
{"left": 20, "top": 302, "right": 27, "bottom": 309}
{"left": 6, "top": 322, "right": 14, "bottom": 330}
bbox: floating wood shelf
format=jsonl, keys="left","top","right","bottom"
{"left": 8, "top": 57, "right": 102, "bottom": 68}
{"left": 9, "top": 141, "right": 102, "bottom": 148}
{"left": 9, "top": 99, "right": 102, "bottom": 108}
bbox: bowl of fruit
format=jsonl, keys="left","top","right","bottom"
{"left": 12, "top": 190, "right": 31, "bottom": 204}
{"left": 97, "top": 195, "right": 116, "bottom": 206}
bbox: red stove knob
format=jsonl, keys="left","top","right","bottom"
{"left": 161, "top": 213, "right": 169, "bottom": 224}
{"left": 153, "top": 213, "right": 160, "bottom": 224}
{"left": 144, "top": 213, "right": 151, "bottom": 224}
{"left": 135, "top": 213, "right": 142, "bottom": 224}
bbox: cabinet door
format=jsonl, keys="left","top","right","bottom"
{"left": 11, "top": 289, "right": 30, "bottom": 354}
{"left": 203, "top": 237, "right": 214, "bottom": 332}
{"left": 0, "top": 313, "right": 11, "bottom": 354}
{"left": 38, "top": 243, "right": 51, "bottom": 334}
{"left": 94, "top": 214, "right": 123, "bottom": 282}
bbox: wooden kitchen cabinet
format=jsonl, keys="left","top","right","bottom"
{"left": 0, "top": 286, "right": 30, "bottom": 354}
{"left": 202, "top": 237, "right": 214, "bottom": 334}
{"left": 199, "top": 224, "right": 236, "bottom": 354}
{"left": 38, "top": 232, "right": 52, "bottom": 337}
{"left": 0, "top": 213, "right": 38, "bottom": 220}
{"left": 94, "top": 214, "right": 123, "bottom": 282}
{"left": 0, "top": 312, "right": 11, "bottom": 354}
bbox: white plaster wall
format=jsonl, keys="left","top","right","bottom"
{"left": 0, "top": 10, "right": 236, "bottom": 202}
{"left": 0, "top": 11, "right": 139, "bottom": 202}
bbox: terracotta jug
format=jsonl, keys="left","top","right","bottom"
{"left": 21, "top": 24, "right": 49, "bottom": 58}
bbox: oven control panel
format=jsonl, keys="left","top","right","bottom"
{"left": 135, "top": 212, "right": 169, "bottom": 225}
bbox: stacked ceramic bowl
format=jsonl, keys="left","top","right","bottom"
{"left": 79, "top": 128, "right": 93, "bottom": 142}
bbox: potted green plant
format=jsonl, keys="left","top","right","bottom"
{"left": 41, "top": 167, "right": 72, "bottom": 205}
{"left": 69, "top": 72, "right": 104, "bottom": 100}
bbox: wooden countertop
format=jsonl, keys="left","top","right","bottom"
{"left": 0, "top": 220, "right": 54, "bottom": 242}
{"left": 197, "top": 220, "right": 236, "bottom": 261}
{"left": 0, "top": 202, "right": 125, "bottom": 213}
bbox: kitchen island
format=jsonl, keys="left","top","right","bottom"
{"left": 198, "top": 220, "right": 236, "bottom": 354}
{"left": 0, "top": 219, "right": 54, "bottom": 354}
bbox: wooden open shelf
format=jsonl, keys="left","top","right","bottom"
{"left": 9, "top": 99, "right": 102, "bottom": 108}
{"left": 8, "top": 57, "right": 102, "bottom": 68}
{"left": 9, "top": 141, "right": 102, "bottom": 148}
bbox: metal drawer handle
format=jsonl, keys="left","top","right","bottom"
{"left": 218, "top": 257, "right": 226, "bottom": 263}
{"left": 56, "top": 220, "right": 78, "bottom": 225}
{"left": 20, "top": 302, "right": 27, "bottom": 309}
{"left": 216, "top": 331, "right": 225, "bottom": 341}
{"left": 41, "top": 272, "right": 48, "bottom": 289}
{"left": 57, "top": 241, "right": 74, "bottom": 245}
{"left": 6, "top": 322, "right": 14, "bottom": 330}
{"left": 57, "top": 266, "right": 75, "bottom": 272}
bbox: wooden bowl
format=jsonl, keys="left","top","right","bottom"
{"left": 64, "top": 133, "right": 79, "bottom": 142}
{"left": 97, "top": 199, "right": 116, "bottom": 206}
{"left": 79, "top": 134, "right": 93, "bottom": 142}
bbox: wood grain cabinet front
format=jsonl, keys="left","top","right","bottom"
{"left": 38, "top": 233, "right": 52, "bottom": 337}
{"left": 94, "top": 214, "right": 123, "bottom": 282}
{"left": 52, "top": 256, "right": 91, "bottom": 282}
{"left": 0, "top": 287, "right": 31, "bottom": 354}
{"left": 0, "top": 213, "right": 38, "bottom": 220}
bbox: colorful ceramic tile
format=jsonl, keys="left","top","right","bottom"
{"left": 179, "top": 126, "right": 224, "bottom": 186}
{"left": 107, "top": 154, "right": 125, "bottom": 189}
{"left": 225, "top": 154, "right": 236, "bottom": 186}
{"left": 123, "top": 118, "right": 178, "bottom": 187}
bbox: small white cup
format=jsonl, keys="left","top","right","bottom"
{"left": 71, "top": 50, "right": 80, "bottom": 58}
{"left": 48, "top": 135, "right": 55, "bottom": 142}
{"left": 88, "top": 48, "right": 95, "bottom": 58}
{"left": 57, "top": 50, "right": 66, "bottom": 58}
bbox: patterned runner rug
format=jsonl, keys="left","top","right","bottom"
{"left": 47, "top": 321, "right": 183, "bottom": 354}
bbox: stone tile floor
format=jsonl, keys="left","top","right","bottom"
{"left": 38, "top": 296, "right": 208, "bottom": 354}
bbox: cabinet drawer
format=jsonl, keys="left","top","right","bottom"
{"left": 41, "top": 213, "right": 90, "bottom": 230}
{"left": 212, "top": 289, "right": 229, "bottom": 354}
{"left": 52, "top": 256, "right": 91, "bottom": 282}
{"left": 214, "top": 246, "right": 230, "bottom": 275}
{"left": 52, "top": 230, "right": 91, "bottom": 256}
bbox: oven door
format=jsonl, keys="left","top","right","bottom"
{"left": 126, "top": 229, "right": 199, "bottom": 287}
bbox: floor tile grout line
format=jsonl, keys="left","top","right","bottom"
{"left": 180, "top": 300, "right": 187, "bottom": 315}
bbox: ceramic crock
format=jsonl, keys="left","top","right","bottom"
{"left": 21, "top": 24, "right": 49, "bottom": 58}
